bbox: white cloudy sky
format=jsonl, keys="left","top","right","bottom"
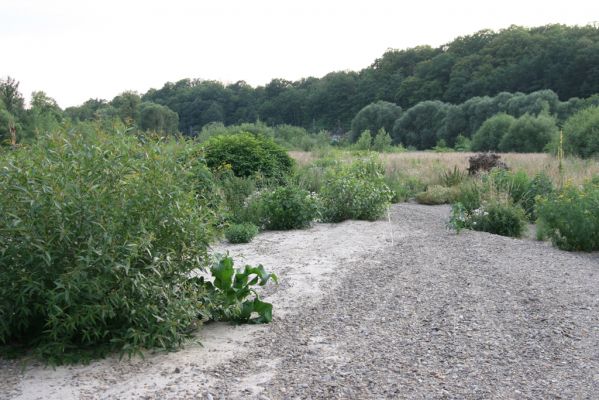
{"left": 2, "top": 0, "right": 598, "bottom": 108}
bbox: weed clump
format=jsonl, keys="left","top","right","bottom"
{"left": 225, "top": 223, "right": 259, "bottom": 244}
{"left": 320, "top": 158, "right": 393, "bottom": 222}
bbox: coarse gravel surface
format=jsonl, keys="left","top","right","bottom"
{"left": 1, "top": 203, "right": 598, "bottom": 399}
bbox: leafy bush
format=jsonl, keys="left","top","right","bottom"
{"left": 521, "top": 172, "right": 554, "bottom": 221}
{"left": 384, "top": 172, "right": 426, "bottom": 203}
{"left": 350, "top": 101, "right": 402, "bottom": 143}
{"left": 354, "top": 130, "right": 373, "bottom": 151}
{"left": 259, "top": 185, "right": 319, "bottom": 230}
{"left": 498, "top": 113, "right": 557, "bottom": 152}
{"left": 469, "top": 201, "right": 527, "bottom": 237}
{"left": 449, "top": 200, "right": 527, "bottom": 238}
{"left": 204, "top": 133, "right": 293, "bottom": 182}
{"left": 224, "top": 223, "right": 259, "bottom": 244}
{"left": 471, "top": 113, "right": 515, "bottom": 151}
{"left": 487, "top": 169, "right": 531, "bottom": 205}
{"left": 195, "top": 255, "right": 277, "bottom": 324}
{"left": 536, "top": 180, "right": 599, "bottom": 251}
{"left": 0, "top": 130, "right": 219, "bottom": 363}
{"left": 455, "top": 180, "right": 483, "bottom": 212}
{"left": 415, "top": 185, "right": 458, "bottom": 205}
{"left": 217, "top": 171, "right": 258, "bottom": 223}
{"left": 372, "top": 128, "right": 394, "bottom": 152}
{"left": 453, "top": 134, "right": 471, "bottom": 152}
{"left": 563, "top": 106, "right": 599, "bottom": 158}
{"left": 320, "top": 158, "right": 393, "bottom": 222}
{"left": 451, "top": 173, "right": 528, "bottom": 237}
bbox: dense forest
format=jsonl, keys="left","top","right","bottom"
{"left": 2, "top": 24, "right": 599, "bottom": 153}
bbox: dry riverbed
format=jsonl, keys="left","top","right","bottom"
{"left": 1, "top": 204, "right": 598, "bottom": 399}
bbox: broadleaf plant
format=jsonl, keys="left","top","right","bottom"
{"left": 197, "top": 255, "right": 278, "bottom": 324}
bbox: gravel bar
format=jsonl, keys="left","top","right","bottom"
{"left": 1, "top": 203, "right": 598, "bottom": 399}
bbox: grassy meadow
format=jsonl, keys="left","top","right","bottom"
{"left": 290, "top": 150, "right": 599, "bottom": 187}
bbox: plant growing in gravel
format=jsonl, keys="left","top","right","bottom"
{"left": 224, "top": 223, "right": 259, "bottom": 244}
{"left": 0, "top": 129, "right": 219, "bottom": 363}
{"left": 320, "top": 158, "right": 393, "bottom": 222}
{"left": 449, "top": 199, "right": 527, "bottom": 238}
{"left": 468, "top": 200, "right": 527, "bottom": 237}
{"left": 536, "top": 179, "right": 599, "bottom": 251}
{"left": 384, "top": 171, "right": 426, "bottom": 203}
{"left": 415, "top": 185, "right": 459, "bottom": 205}
{"left": 520, "top": 172, "right": 554, "bottom": 221}
{"left": 259, "top": 185, "right": 319, "bottom": 230}
{"left": 195, "top": 255, "right": 278, "bottom": 324}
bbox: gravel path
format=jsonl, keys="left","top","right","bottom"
{"left": 1, "top": 204, "right": 598, "bottom": 399}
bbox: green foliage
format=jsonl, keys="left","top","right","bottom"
{"left": 471, "top": 113, "right": 515, "bottom": 151}
{"left": 455, "top": 180, "right": 483, "bottom": 212}
{"left": 415, "top": 185, "right": 458, "bottom": 205}
{"left": 224, "top": 223, "right": 259, "bottom": 244}
{"left": 536, "top": 180, "right": 599, "bottom": 251}
{"left": 451, "top": 171, "right": 529, "bottom": 237}
{"left": 372, "top": 128, "right": 394, "bottom": 152}
{"left": 320, "top": 158, "right": 393, "bottom": 222}
{"left": 218, "top": 172, "right": 258, "bottom": 224}
{"left": 563, "top": 106, "right": 599, "bottom": 158}
{"left": 439, "top": 166, "right": 466, "bottom": 187}
{"left": 204, "top": 133, "right": 293, "bottom": 182}
{"left": 469, "top": 201, "right": 527, "bottom": 237}
{"left": 384, "top": 172, "right": 426, "bottom": 203}
{"left": 0, "top": 107, "right": 16, "bottom": 145}
{"left": 292, "top": 164, "right": 327, "bottom": 194}
{"left": 350, "top": 101, "right": 402, "bottom": 142}
{"left": 392, "top": 100, "right": 449, "bottom": 149}
{"left": 0, "top": 76, "right": 25, "bottom": 117}
{"left": 259, "top": 185, "right": 319, "bottom": 230}
{"left": 487, "top": 169, "right": 531, "bottom": 205}
{"left": 432, "top": 138, "right": 452, "bottom": 152}
{"left": 521, "top": 172, "right": 554, "bottom": 221}
{"left": 0, "top": 129, "right": 219, "bottom": 363}
{"left": 110, "top": 91, "right": 142, "bottom": 124}
{"left": 139, "top": 102, "right": 179, "bottom": 135}
{"left": 498, "top": 113, "right": 557, "bottom": 152}
{"left": 197, "top": 255, "right": 277, "bottom": 324}
{"left": 449, "top": 200, "right": 527, "bottom": 238}
{"left": 453, "top": 134, "right": 471, "bottom": 152}
{"left": 354, "top": 130, "right": 373, "bottom": 151}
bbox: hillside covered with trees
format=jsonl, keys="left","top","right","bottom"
{"left": 2, "top": 24, "right": 599, "bottom": 155}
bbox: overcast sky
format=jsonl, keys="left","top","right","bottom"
{"left": 2, "top": 0, "right": 598, "bottom": 108}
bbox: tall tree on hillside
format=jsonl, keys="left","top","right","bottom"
{"left": 0, "top": 76, "right": 25, "bottom": 117}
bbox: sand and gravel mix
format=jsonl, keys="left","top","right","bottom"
{"left": 1, "top": 204, "right": 597, "bottom": 399}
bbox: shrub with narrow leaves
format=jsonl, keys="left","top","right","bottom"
{"left": 0, "top": 129, "right": 219, "bottom": 363}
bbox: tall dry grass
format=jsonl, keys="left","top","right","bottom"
{"left": 289, "top": 150, "right": 599, "bottom": 186}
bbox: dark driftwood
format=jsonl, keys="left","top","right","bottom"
{"left": 467, "top": 153, "right": 509, "bottom": 175}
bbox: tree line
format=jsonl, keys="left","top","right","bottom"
{"left": 2, "top": 24, "right": 599, "bottom": 148}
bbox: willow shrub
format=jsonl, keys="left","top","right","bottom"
{"left": 0, "top": 130, "right": 219, "bottom": 363}
{"left": 320, "top": 158, "right": 393, "bottom": 222}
